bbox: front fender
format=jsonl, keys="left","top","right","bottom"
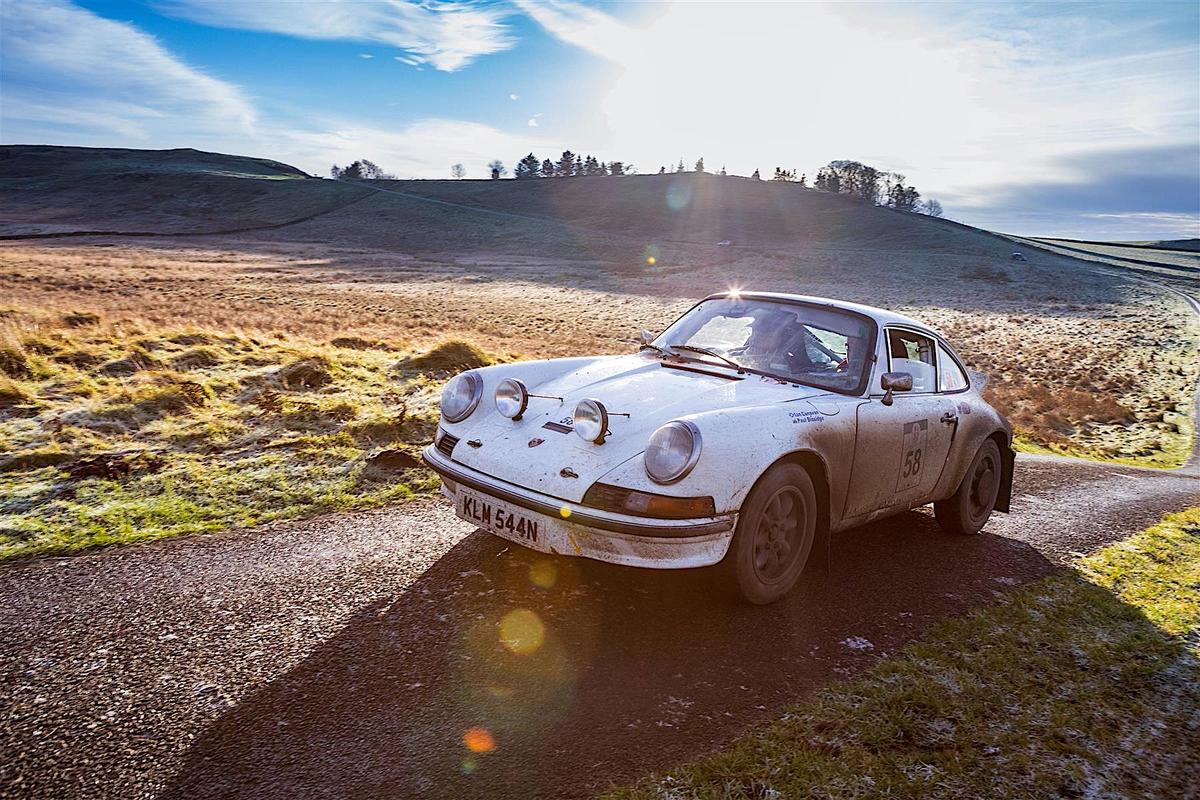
{"left": 595, "top": 399, "right": 859, "bottom": 516}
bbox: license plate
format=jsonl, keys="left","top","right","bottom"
{"left": 457, "top": 487, "right": 546, "bottom": 549}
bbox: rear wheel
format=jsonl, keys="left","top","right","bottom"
{"left": 724, "top": 463, "right": 817, "bottom": 604}
{"left": 935, "top": 439, "right": 1001, "bottom": 535}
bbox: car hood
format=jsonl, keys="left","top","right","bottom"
{"left": 448, "top": 354, "right": 827, "bottom": 503}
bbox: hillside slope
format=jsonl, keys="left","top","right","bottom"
{"left": 0, "top": 145, "right": 369, "bottom": 236}
{"left": 1, "top": 145, "right": 1009, "bottom": 261}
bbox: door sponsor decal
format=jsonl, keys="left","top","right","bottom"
{"left": 897, "top": 418, "right": 929, "bottom": 491}
{"left": 788, "top": 409, "right": 823, "bottom": 425}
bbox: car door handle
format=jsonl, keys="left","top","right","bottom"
{"left": 940, "top": 412, "right": 959, "bottom": 425}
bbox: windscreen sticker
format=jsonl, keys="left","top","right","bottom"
{"left": 896, "top": 418, "right": 929, "bottom": 491}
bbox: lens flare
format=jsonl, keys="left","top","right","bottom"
{"left": 728, "top": 286, "right": 742, "bottom": 299}
{"left": 559, "top": 505, "right": 571, "bottom": 519}
{"left": 529, "top": 559, "right": 558, "bottom": 589}
{"left": 461, "top": 757, "right": 477, "bottom": 774}
{"left": 646, "top": 256, "right": 657, "bottom": 266}
{"left": 666, "top": 180, "right": 692, "bottom": 211}
{"left": 499, "top": 609, "right": 545, "bottom": 655}
{"left": 463, "top": 727, "right": 495, "bottom": 753}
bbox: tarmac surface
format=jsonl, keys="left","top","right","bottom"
{"left": 1, "top": 452, "right": 1196, "bottom": 799}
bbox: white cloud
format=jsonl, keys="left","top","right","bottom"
{"left": 510, "top": 93, "right": 519, "bottom": 101}
{"left": 359, "top": 53, "right": 374, "bottom": 59}
{"left": 528, "top": 113, "right": 542, "bottom": 127}
{"left": 0, "top": 0, "right": 254, "bottom": 141}
{"left": 158, "top": 0, "right": 515, "bottom": 72}
{"left": 516, "top": 0, "right": 1199, "bottom": 224}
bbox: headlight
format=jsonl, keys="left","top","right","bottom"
{"left": 644, "top": 420, "right": 702, "bottom": 484}
{"left": 494, "top": 378, "right": 529, "bottom": 419}
{"left": 440, "top": 372, "right": 482, "bottom": 423}
{"left": 573, "top": 399, "right": 609, "bottom": 443}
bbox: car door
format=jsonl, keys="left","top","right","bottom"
{"left": 842, "top": 327, "right": 960, "bottom": 519}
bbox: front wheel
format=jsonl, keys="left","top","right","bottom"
{"left": 723, "top": 463, "right": 817, "bottom": 604}
{"left": 935, "top": 439, "right": 1001, "bottom": 535}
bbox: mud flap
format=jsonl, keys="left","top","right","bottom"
{"left": 995, "top": 444, "right": 1015, "bottom": 513}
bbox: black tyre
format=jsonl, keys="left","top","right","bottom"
{"left": 724, "top": 463, "right": 817, "bottom": 604}
{"left": 935, "top": 439, "right": 1001, "bottom": 535}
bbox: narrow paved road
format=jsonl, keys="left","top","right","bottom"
{"left": 1, "top": 452, "right": 1195, "bottom": 800}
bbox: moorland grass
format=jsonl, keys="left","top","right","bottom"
{"left": 608, "top": 508, "right": 1200, "bottom": 800}
{"left": 0, "top": 315, "right": 498, "bottom": 560}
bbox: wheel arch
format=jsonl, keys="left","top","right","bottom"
{"left": 987, "top": 429, "right": 1015, "bottom": 513}
{"left": 735, "top": 448, "right": 832, "bottom": 572}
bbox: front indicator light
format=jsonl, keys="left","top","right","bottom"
{"left": 582, "top": 483, "right": 715, "bottom": 519}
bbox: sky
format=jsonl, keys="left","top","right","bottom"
{"left": 1, "top": 0, "right": 1197, "bottom": 240}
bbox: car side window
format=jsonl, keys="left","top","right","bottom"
{"left": 936, "top": 344, "right": 969, "bottom": 392}
{"left": 887, "top": 329, "right": 936, "bottom": 392}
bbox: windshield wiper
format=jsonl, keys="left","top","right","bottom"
{"left": 668, "top": 344, "right": 745, "bottom": 373}
{"left": 639, "top": 342, "right": 668, "bottom": 356}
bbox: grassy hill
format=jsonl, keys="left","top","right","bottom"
{"left": 0, "top": 145, "right": 369, "bottom": 236}
{"left": 0, "top": 145, "right": 1011, "bottom": 261}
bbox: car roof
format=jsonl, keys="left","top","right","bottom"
{"left": 702, "top": 291, "right": 942, "bottom": 337}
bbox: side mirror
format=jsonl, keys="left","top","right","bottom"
{"left": 639, "top": 329, "right": 655, "bottom": 345}
{"left": 880, "top": 371, "right": 913, "bottom": 406}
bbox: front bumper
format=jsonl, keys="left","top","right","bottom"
{"left": 421, "top": 446, "right": 736, "bottom": 569}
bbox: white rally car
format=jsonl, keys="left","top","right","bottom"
{"left": 422, "top": 292, "right": 1014, "bottom": 604}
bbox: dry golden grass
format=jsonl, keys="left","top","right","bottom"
{"left": 0, "top": 309, "right": 508, "bottom": 559}
{"left": 2, "top": 237, "right": 1195, "bottom": 466}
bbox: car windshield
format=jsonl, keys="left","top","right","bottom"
{"left": 653, "top": 297, "right": 875, "bottom": 394}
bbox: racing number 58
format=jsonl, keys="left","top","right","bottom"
{"left": 902, "top": 447, "right": 923, "bottom": 477}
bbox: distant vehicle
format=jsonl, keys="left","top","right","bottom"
{"left": 423, "top": 292, "right": 1015, "bottom": 604}
{"left": 717, "top": 240, "right": 733, "bottom": 247}
{"left": 1010, "top": 252, "right": 1027, "bottom": 262}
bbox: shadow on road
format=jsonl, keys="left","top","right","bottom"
{"left": 159, "top": 512, "right": 1057, "bottom": 800}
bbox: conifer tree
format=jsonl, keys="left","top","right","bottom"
{"left": 515, "top": 153, "right": 540, "bottom": 179}
{"left": 557, "top": 151, "right": 576, "bottom": 177}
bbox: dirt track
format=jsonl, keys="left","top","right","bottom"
{"left": 1, "top": 448, "right": 1196, "bottom": 799}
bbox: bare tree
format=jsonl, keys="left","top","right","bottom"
{"left": 487, "top": 160, "right": 507, "bottom": 179}
{"left": 450, "top": 163, "right": 466, "bottom": 179}
{"left": 922, "top": 199, "right": 944, "bottom": 217}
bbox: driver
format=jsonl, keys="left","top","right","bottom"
{"left": 743, "top": 309, "right": 797, "bottom": 369}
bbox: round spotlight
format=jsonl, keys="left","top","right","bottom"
{"left": 494, "top": 378, "right": 529, "bottom": 419}
{"left": 573, "top": 399, "right": 608, "bottom": 443}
